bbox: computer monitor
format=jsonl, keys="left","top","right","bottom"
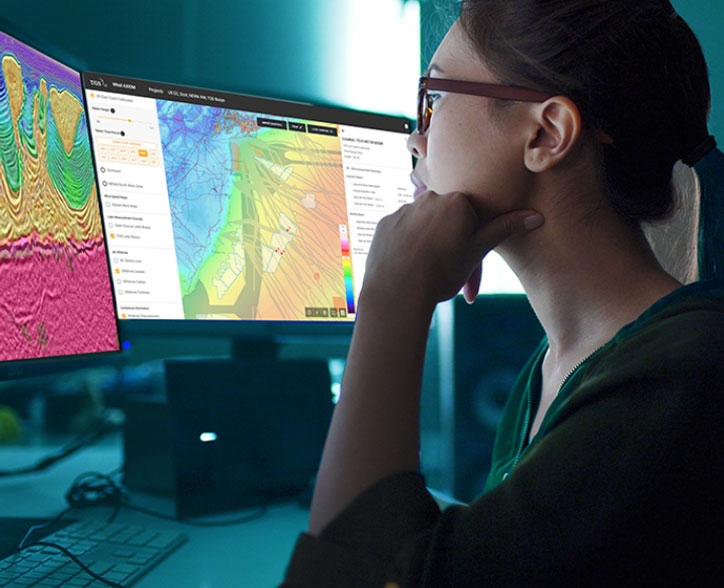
{"left": 0, "top": 26, "right": 119, "bottom": 380}
{"left": 81, "top": 72, "right": 415, "bottom": 353}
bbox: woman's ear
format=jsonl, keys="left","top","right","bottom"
{"left": 524, "top": 96, "right": 582, "bottom": 172}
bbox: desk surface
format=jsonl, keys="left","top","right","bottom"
{"left": 0, "top": 435, "right": 308, "bottom": 587}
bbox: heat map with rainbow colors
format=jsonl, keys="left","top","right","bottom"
{"left": 157, "top": 102, "right": 354, "bottom": 322}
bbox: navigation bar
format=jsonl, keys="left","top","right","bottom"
{"left": 83, "top": 72, "right": 412, "bottom": 133}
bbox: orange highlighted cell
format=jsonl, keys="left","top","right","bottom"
{"left": 138, "top": 149, "right": 148, "bottom": 157}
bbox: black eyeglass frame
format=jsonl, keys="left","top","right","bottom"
{"left": 417, "top": 76, "right": 553, "bottom": 133}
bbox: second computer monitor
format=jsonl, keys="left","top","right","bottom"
{"left": 0, "top": 28, "right": 118, "bottom": 369}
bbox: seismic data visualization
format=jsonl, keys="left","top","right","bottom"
{"left": 0, "top": 31, "right": 118, "bottom": 361}
{"left": 157, "top": 101, "right": 353, "bottom": 321}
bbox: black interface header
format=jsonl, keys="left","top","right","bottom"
{"left": 83, "top": 72, "right": 411, "bottom": 133}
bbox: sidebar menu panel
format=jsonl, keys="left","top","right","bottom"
{"left": 85, "top": 88, "right": 184, "bottom": 319}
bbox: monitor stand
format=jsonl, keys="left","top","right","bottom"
{"left": 229, "top": 339, "right": 281, "bottom": 361}
{"left": 124, "top": 342, "right": 334, "bottom": 518}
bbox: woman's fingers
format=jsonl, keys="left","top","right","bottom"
{"left": 463, "top": 263, "right": 482, "bottom": 304}
{"left": 471, "top": 209, "right": 545, "bottom": 257}
{"left": 364, "top": 190, "right": 544, "bottom": 307}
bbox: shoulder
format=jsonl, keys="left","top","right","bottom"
{"left": 554, "top": 284, "right": 724, "bottom": 429}
{"left": 596, "top": 282, "right": 724, "bottom": 379}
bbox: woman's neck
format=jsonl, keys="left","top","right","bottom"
{"left": 498, "top": 192, "right": 682, "bottom": 364}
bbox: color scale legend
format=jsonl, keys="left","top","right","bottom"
{"left": 339, "top": 225, "right": 356, "bottom": 314}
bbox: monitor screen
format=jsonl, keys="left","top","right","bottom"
{"left": 0, "top": 28, "right": 119, "bottom": 369}
{"left": 82, "top": 72, "right": 414, "bottom": 335}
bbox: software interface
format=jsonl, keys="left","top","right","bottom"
{"left": 83, "top": 73, "right": 414, "bottom": 322}
{"left": 0, "top": 31, "right": 118, "bottom": 362}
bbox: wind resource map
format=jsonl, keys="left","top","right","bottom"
{"left": 0, "top": 32, "right": 118, "bottom": 361}
{"left": 157, "top": 101, "right": 353, "bottom": 321}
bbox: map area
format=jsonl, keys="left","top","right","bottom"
{"left": 0, "top": 32, "right": 118, "bottom": 361}
{"left": 157, "top": 101, "right": 353, "bottom": 321}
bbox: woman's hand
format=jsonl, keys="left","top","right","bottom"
{"left": 363, "top": 190, "right": 544, "bottom": 309}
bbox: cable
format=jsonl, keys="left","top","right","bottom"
{"left": 0, "top": 412, "right": 123, "bottom": 477}
{"left": 17, "top": 506, "right": 75, "bottom": 551}
{"left": 63, "top": 469, "right": 269, "bottom": 526}
{"left": 65, "top": 470, "right": 128, "bottom": 524}
{"left": 17, "top": 542, "right": 125, "bottom": 588}
{"left": 123, "top": 502, "right": 268, "bottom": 526}
{"left": 65, "top": 471, "right": 127, "bottom": 508}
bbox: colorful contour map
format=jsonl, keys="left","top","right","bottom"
{"left": 157, "top": 101, "right": 353, "bottom": 321}
{"left": 0, "top": 32, "right": 118, "bottom": 361}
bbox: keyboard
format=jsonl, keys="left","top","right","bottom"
{"left": 0, "top": 520, "right": 187, "bottom": 587}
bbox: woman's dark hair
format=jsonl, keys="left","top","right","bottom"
{"left": 459, "top": 0, "right": 711, "bottom": 222}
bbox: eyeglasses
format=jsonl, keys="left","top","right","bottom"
{"left": 417, "top": 76, "right": 553, "bottom": 134}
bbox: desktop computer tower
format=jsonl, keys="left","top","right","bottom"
{"left": 124, "top": 358, "right": 333, "bottom": 518}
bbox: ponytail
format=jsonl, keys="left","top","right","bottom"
{"left": 690, "top": 139, "right": 724, "bottom": 282}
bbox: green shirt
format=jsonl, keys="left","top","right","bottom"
{"left": 283, "top": 281, "right": 724, "bottom": 587}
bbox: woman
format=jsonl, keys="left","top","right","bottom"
{"left": 282, "top": 0, "right": 724, "bottom": 585}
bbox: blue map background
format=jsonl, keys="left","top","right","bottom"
{"left": 156, "top": 101, "right": 234, "bottom": 293}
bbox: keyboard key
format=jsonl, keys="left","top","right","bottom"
{"left": 112, "top": 549, "right": 135, "bottom": 558}
{"left": 147, "top": 532, "right": 181, "bottom": 549}
{"left": 24, "top": 553, "right": 51, "bottom": 565}
{"left": 126, "top": 530, "right": 159, "bottom": 546}
{"left": 73, "top": 541, "right": 96, "bottom": 555}
{"left": 52, "top": 569, "right": 78, "bottom": 580}
{"left": 0, "top": 571, "right": 17, "bottom": 583}
{"left": 35, "top": 577, "right": 67, "bottom": 587}
{"left": 36, "top": 560, "right": 64, "bottom": 572}
{"left": 112, "top": 563, "right": 141, "bottom": 575}
{"left": 104, "top": 570, "right": 132, "bottom": 582}
{"left": 86, "top": 561, "right": 115, "bottom": 575}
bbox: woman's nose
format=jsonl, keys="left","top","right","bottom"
{"left": 407, "top": 129, "right": 427, "bottom": 159}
